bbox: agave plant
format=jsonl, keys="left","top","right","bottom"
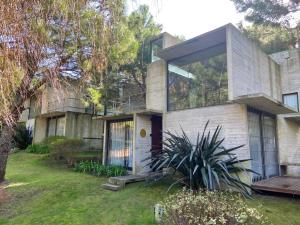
{"left": 145, "top": 121, "right": 256, "bottom": 196}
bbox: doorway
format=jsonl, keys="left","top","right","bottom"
{"left": 248, "top": 108, "right": 279, "bottom": 182}
{"left": 151, "top": 116, "right": 162, "bottom": 157}
{"left": 107, "top": 119, "right": 133, "bottom": 170}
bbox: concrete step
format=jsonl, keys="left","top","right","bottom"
{"left": 102, "top": 183, "right": 123, "bottom": 191}
{"left": 109, "top": 175, "right": 146, "bottom": 186}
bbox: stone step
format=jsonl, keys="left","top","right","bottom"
{"left": 102, "top": 183, "right": 123, "bottom": 191}
{"left": 109, "top": 175, "right": 146, "bottom": 185}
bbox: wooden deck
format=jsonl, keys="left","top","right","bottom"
{"left": 252, "top": 176, "right": 300, "bottom": 195}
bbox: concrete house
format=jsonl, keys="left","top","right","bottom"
{"left": 19, "top": 81, "right": 103, "bottom": 149}
{"left": 97, "top": 23, "right": 300, "bottom": 186}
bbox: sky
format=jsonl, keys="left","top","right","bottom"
{"left": 127, "top": 0, "right": 245, "bottom": 39}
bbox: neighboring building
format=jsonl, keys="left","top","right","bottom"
{"left": 20, "top": 81, "right": 103, "bottom": 150}
{"left": 97, "top": 24, "right": 300, "bottom": 184}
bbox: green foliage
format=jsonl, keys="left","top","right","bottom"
{"left": 146, "top": 121, "right": 255, "bottom": 196}
{"left": 162, "top": 189, "right": 270, "bottom": 225}
{"left": 120, "top": 5, "right": 162, "bottom": 92}
{"left": 74, "top": 161, "right": 126, "bottom": 177}
{"left": 1, "top": 153, "right": 299, "bottom": 225}
{"left": 41, "top": 136, "right": 67, "bottom": 146}
{"left": 26, "top": 144, "right": 50, "bottom": 154}
{"left": 13, "top": 123, "right": 32, "bottom": 150}
{"left": 240, "top": 24, "right": 297, "bottom": 54}
{"left": 25, "top": 136, "right": 83, "bottom": 156}
{"left": 49, "top": 138, "right": 85, "bottom": 159}
{"left": 231, "top": 0, "right": 294, "bottom": 27}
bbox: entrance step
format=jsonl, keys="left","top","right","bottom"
{"left": 102, "top": 175, "right": 147, "bottom": 191}
{"left": 102, "top": 183, "right": 123, "bottom": 191}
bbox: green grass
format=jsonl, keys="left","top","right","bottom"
{"left": 1, "top": 152, "right": 300, "bottom": 225}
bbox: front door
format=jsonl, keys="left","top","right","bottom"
{"left": 248, "top": 109, "right": 279, "bottom": 182}
{"left": 151, "top": 116, "right": 162, "bottom": 157}
{"left": 107, "top": 120, "right": 133, "bottom": 170}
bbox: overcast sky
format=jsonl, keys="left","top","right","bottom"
{"left": 127, "top": 0, "right": 245, "bottom": 39}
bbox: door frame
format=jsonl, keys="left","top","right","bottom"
{"left": 248, "top": 107, "right": 280, "bottom": 181}
{"left": 105, "top": 118, "right": 134, "bottom": 170}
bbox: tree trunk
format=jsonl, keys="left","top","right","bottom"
{"left": 0, "top": 125, "right": 13, "bottom": 183}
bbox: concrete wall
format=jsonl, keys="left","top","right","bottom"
{"left": 33, "top": 117, "right": 47, "bottom": 143}
{"left": 146, "top": 60, "right": 167, "bottom": 112}
{"left": 226, "top": 24, "right": 282, "bottom": 102}
{"left": 271, "top": 49, "right": 300, "bottom": 106}
{"left": 163, "top": 103, "right": 252, "bottom": 184}
{"left": 270, "top": 49, "right": 300, "bottom": 176}
{"left": 133, "top": 114, "right": 152, "bottom": 174}
{"left": 164, "top": 104, "right": 250, "bottom": 160}
{"left": 277, "top": 116, "right": 300, "bottom": 175}
{"left": 65, "top": 112, "right": 103, "bottom": 149}
{"left": 162, "top": 32, "right": 182, "bottom": 49}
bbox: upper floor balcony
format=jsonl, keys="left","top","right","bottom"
{"left": 146, "top": 24, "right": 297, "bottom": 115}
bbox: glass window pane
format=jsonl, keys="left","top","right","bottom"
{"left": 167, "top": 47, "right": 228, "bottom": 111}
{"left": 151, "top": 37, "right": 163, "bottom": 62}
{"left": 56, "top": 117, "right": 66, "bottom": 136}
{"left": 283, "top": 93, "right": 298, "bottom": 111}
{"left": 47, "top": 118, "right": 56, "bottom": 137}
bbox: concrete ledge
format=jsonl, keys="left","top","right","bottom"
{"left": 233, "top": 93, "right": 296, "bottom": 115}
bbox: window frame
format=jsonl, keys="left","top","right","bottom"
{"left": 150, "top": 36, "right": 163, "bottom": 63}
{"left": 166, "top": 50, "right": 229, "bottom": 112}
{"left": 282, "top": 92, "right": 299, "bottom": 112}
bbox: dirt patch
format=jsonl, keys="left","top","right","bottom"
{"left": 0, "top": 186, "right": 10, "bottom": 204}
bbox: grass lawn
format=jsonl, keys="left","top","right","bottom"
{"left": 1, "top": 152, "right": 300, "bottom": 225}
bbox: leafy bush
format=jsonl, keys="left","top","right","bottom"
{"left": 26, "top": 144, "right": 50, "bottom": 154}
{"left": 50, "top": 138, "right": 85, "bottom": 159}
{"left": 146, "top": 121, "right": 255, "bottom": 196}
{"left": 13, "top": 123, "right": 32, "bottom": 150}
{"left": 74, "top": 161, "right": 127, "bottom": 177}
{"left": 41, "top": 136, "right": 67, "bottom": 146}
{"left": 161, "top": 189, "right": 270, "bottom": 225}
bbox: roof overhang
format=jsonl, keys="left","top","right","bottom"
{"left": 233, "top": 93, "right": 297, "bottom": 115}
{"left": 158, "top": 24, "right": 228, "bottom": 62}
{"left": 92, "top": 109, "right": 163, "bottom": 121}
{"left": 283, "top": 113, "right": 300, "bottom": 123}
{"left": 38, "top": 111, "right": 66, "bottom": 118}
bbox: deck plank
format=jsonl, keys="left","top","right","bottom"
{"left": 252, "top": 176, "right": 300, "bottom": 195}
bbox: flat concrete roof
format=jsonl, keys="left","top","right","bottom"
{"left": 92, "top": 109, "right": 163, "bottom": 121}
{"left": 158, "top": 24, "right": 228, "bottom": 63}
{"left": 233, "top": 93, "right": 297, "bottom": 115}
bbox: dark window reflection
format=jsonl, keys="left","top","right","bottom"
{"left": 168, "top": 46, "right": 228, "bottom": 111}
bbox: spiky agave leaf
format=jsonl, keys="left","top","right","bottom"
{"left": 144, "top": 120, "right": 256, "bottom": 197}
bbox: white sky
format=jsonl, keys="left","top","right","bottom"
{"left": 127, "top": 0, "right": 245, "bottom": 39}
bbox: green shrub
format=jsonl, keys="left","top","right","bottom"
{"left": 50, "top": 138, "right": 85, "bottom": 159}
{"left": 41, "top": 136, "right": 67, "bottom": 146}
{"left": 13, "top": 123, "right": 32, "bottom": 150}
{"left": 146, "top": 121, "right": 255, "bottom": 196}
{"left": 26, "top": 144, "right": 50, "bottom": 154}
{"left": 74, "top": 161, "right": 127, "bottom": 177}
{"left": 161, "top": 189, "right": 270, "bottom": 225}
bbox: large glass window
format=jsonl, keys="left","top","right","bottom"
{"left": 151, "top": 37, "right": 163, "bottom": 62}
{"left": 47, "top": 116, "right": 66, "bottom": 137}
{"left": 167, "top": 47, "right": 228, "bottom": 111}
{"left": 283, "top": 93, "right": 299, "bottom": 111}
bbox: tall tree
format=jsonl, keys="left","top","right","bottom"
{"left": 239, "top": 24, "right": 297, "bottom": 54}
{"left": 121, "top": 5, "right": 162, "bottom": 93}
{"left": 231, "top": 0, "right": 300, "bottom": 26}
{"left": 231, "top": 0, "right": 300, "bottom": 45}
{"left": 0, "top": 0, "right": 134, "bottom": 182}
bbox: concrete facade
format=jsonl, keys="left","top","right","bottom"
{"left": 227, "top": 25, "right": 282, "bottom": 101}
{"left": 20, "top": 82, "right": 104, "bottom": 150}
{"left": 270, "top": 49, "right": 300, "bottom": 175}
{"left": 99, "top": 24, "right": 300, "bottom": 180}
